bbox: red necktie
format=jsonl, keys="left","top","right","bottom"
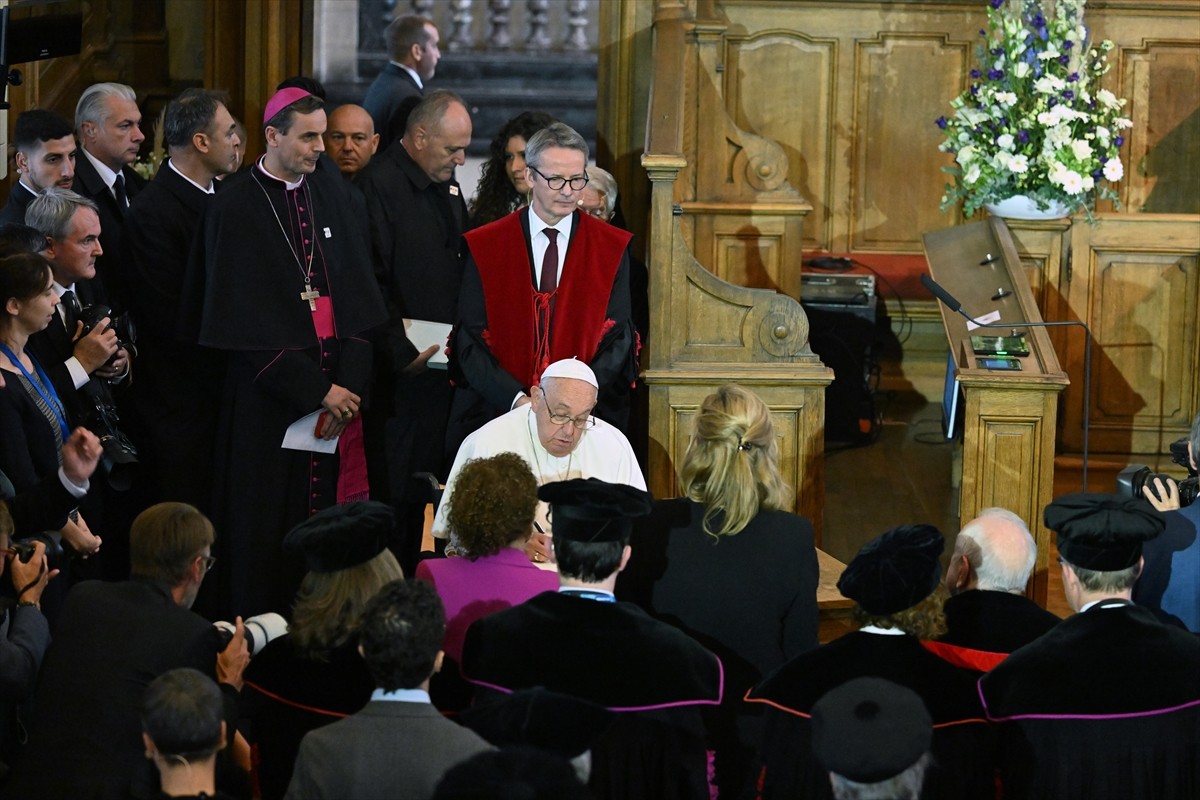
{"left": 539, "top": 229, "right": 558, "bottom": 294}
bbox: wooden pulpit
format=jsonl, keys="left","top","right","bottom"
{"left": 923, "top": 217, "right": 1069, "bottom": 604}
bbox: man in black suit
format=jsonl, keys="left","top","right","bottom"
{"left": 72, "top": 82, "right": 147, "bottom": 302}
{"left": 123, "top": 88, "right": 241, "bottom": 512}
{"left": 24, "top": 189, "right": 124, "bottom": 420}
{"left": 358, "top": 90, "right": 471, "bottom": 574}
{"left": 361, "top": 14, "right": 441, "bottom": 148}
{"left": 0, "top": 110, "right": 77, "bottom": 226}
{"left": 3, "top": 502, "right": 250, "bottom": 799}
{"left": 931, "top": 506, "right": 1061, "bottom": 670}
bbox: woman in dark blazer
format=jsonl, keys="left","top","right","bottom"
{"left": 618, "top": 383, "right": 819, "bottom": 796}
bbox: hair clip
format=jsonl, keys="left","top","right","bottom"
{"left": 737, "top": 440, "right": 753, "bottom": 452}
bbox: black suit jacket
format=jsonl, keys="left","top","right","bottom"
{"left": 71, "top": 151, "right": 146, "bottom": 305}
{"left": 0, "top": 181, "right": 37, "bottom": 226}
{"left": 24, "top": 279, "right": 111, "bottom": 428}
{"left": 4, "top": 579, "right": 232, "bottom": 799}
{"left": 0, "top": 466, "right": 77, "bottom": 534}
{"left": 361, "top": 63, "right": 422, "bottom": 148}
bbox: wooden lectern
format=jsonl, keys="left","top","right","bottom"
{"left": 923, "top": 218, "right": 1069, "bottom": 605}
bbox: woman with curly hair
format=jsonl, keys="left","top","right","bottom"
{"left": 617, "top": 384, "right": 819, "bottom": 795}
{"left": 468, "top": 111, "right": 556, "bottom": 227}
{"left": 416, "top": 452, "right": 558, "bottom": 668}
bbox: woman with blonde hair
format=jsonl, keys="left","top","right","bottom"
{"left": 618, "top": 384, "right": 819, "bottom": 795}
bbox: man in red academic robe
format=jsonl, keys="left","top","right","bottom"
{"left": 449, "top": 122, "right": 636, "bottom": 448}
{"left": 187, "top": 88, "right": 386, "bottom": 619}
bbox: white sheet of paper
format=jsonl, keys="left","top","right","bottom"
{"left": 965, "top": 309, "right": 1002, "bottom": 331}
{"left": 404, "top": 319, "right": 451, "bottom": 368}
{"left": 282, "top": 410, "right": 338, "bottom": 453}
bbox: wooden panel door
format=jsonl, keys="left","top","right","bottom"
{"left": 1063, "top": 214, "right": 1200, "bottom": 454}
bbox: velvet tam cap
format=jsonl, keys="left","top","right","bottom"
{"left": 812, "top": 677, "right": 932, "bottom": 783}
{"left": 538, "top": 478, "right": 653, "bottom": 543}
{"left": 837, "top": 524, "right": 945, "bottom": 615}
{"left": 1044, "top": 492, "right": 1164, "bottom": 571}
{"left": 283, "top": 501, "right": 394, "bottom": 573}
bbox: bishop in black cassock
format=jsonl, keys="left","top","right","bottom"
{"left": 187, "top": 88, "right": 386, "bottom": 618}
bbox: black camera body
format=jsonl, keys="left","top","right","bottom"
{"left": 78, "top": 303, "right": 137, "bottom": 359}
{"left": 1117, "top": 438, "right": 1198, "bottom": 508}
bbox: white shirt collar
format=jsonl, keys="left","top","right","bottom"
{"left": 167, "top": 158, "right": 215, "bottom": 194}
{"left": 390, "top": 61, "right": 424, "bottom": 90}
{"left": 52, "top": 279, "right": 75, "bottom": 297}
{"left": 859, "top": 624, "right": 906, "bottom": 636}
{"left": 82, "top": 147, "right": 120, "bottom": 191}
{"left": 256, "top": 156, "right": 304, "bottom": 191}
{"left": 527, "top": 206, "right": 574, "bottom": 242}
{"left": 370, "top": 687, "right": 431, "bottom": 704}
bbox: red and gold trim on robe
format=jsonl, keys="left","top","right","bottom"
{"left": 465, "top": 211, "right": 632, "bottom": 390}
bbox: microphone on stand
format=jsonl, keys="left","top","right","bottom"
{"left": 920, "top": 274, "right": 1092, "bottom": 492}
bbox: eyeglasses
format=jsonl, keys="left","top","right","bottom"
{"left": 529, "top": 165, "right": 589, "bottom": 192}
{"left": 546, "top": 411, "right": 596, "bottom": 430}
{"left": 199, "top": 554, "right": 216, "bottom": 571}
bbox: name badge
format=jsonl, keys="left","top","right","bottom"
{"left": 324, "top": 227, "right": 332, "bottom": 238}
{"left": 449, "top": 185, "right": 460, "bottom": 196}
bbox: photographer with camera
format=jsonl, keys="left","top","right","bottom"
{"left": 3, "top": 502, "right": 251, "bottom": 798}
{"left": 0, "top": 498, "right": 56, "bottom": 779}
{"left": 1133, "top": 412, "right": 1200, "bottom": 632}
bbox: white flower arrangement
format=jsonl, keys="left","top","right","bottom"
{"left": 938, "top": 0, "right": 1130, "bottom": 218}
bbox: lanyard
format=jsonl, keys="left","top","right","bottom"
{"left": 0, "top": 343, "right": 71, "bottom": 441}
{"left": 560, "top": 589, "right": 617, "bottom": 603}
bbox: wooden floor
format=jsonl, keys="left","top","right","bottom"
{"left": 819, "top": 386, "right": 1159, "bottom": 620}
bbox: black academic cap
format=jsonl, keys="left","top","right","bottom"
{"left": 538, "top": 478, "right": 653, "bottom": 543}
{"left": 837, "top": 524, "right": 945, "bottom": 615}
{"left": 457, "top": 687, "right": 616, "bottom": 759}
{"left": 1044, "top": 492, "right": 1164, "bottom": 571}
{"left": 812, "top": 677, "right": 932, "bottom": 784}
{"left": 282, "top": 501, "right": 394, "bottom": 573}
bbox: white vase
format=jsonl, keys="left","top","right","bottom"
{"left": 984, "top": 194, "right": 1071, "bottom": 220}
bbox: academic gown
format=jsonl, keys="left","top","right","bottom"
{"left": 979, "top": 601, "right": 1200, "bottom": 800}
{"left": 461, "top": 591, "right": 723, "bottom": 800}
{"left": 744, "top": 630, "right": 994, "bottom": 800}
{"left": 242, "top": 636, "right": 375, "bottom": 800}
{"left": 449, "top": 209, "right": 637, "bottom": 443}
{"left": 924, "top": 588, "right": 1061, "bottom": 671}
{"left": 122, "top": 161, "right": 224, "bottom": 511}
{"left": 186, "top": 162, "right": 386, "bottom": 618}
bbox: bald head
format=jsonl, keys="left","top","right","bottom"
{"left": 324, "top": 104, "right": 379, "bottom": 177}
{"left": 947, "top": 508, "right": 1037, "bottom": 595}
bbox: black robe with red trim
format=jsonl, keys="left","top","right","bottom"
{"left": 979, "top": 601, "right": 1200, "bottom": 800}
{"left": 242, "top": 635, "right": 375, "bottom": 800}
{"left": 925, "top": 588, "right": 1062, "bottom": 672}
{"left": 744, "top": 630, "right": 994, "bottom": 800}
{"left": 450, "top": 208, "right": 635, "bottom": 439}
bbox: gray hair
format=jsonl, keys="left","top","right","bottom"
{"left": 524, "top": 122, "right": 589, "bottom": 170}
{"left": 1071, "top": 562, "right": 1141, "bottom": 594}
{"left": 956, "top": 507, "right": 1037, "bottom": 593}
{"left": 829, "top": 752, "right": 932, "bottom": 800}
{"left": 75, "top": 82, "right": 137, "bottom": 131}
{"left": 25, "top": 188, "right": 99, "bottom": 242}
{"left": 584, "top": 165, "right": 618, "bottom": 218}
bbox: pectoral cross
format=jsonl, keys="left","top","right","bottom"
{"left": 300, "top": 283, "right": 321, "bottom": 311}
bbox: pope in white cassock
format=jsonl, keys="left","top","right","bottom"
{"left": 433, "top": 357, "right": 645, "bottom": 559}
